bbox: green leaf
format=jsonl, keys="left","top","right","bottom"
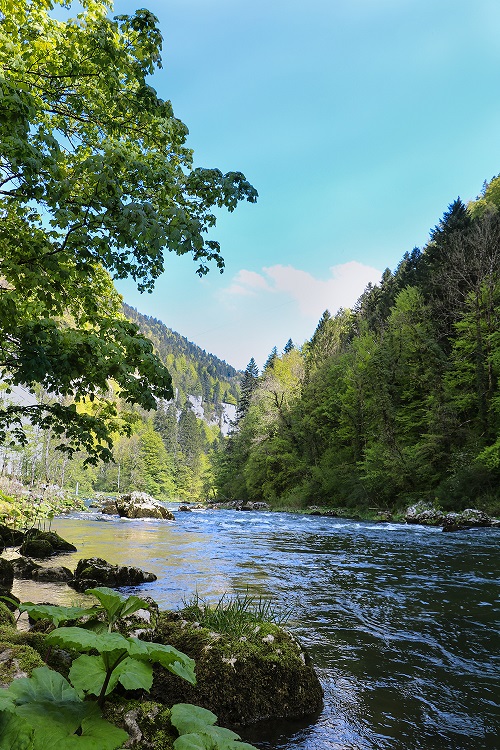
{"left": 0, "top": 711, "right": 35, "bottom": 750}
{"left": 69, "top": 655, "right": 117, "bottom": 698}
{"left": 170, "top": 703, "right": 217, "bottom": 735}
{"left": 136, "top": 641, "right": 196, "bottom": 685}
{"left": 19, "top": 603, "right": 96, "bottom": 628}
{"left": 84, "top": 588, "right": 128, "bottom": 624}
{"left": 45, "top": 627, "right": 130, "bottom": 656}
{"left": 114, "top": 656, "right": 153, "bottom": 691}
{"left": 173, "top": 734, "right": 213, "bottom": 750}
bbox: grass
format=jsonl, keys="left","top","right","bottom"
{"left": 179, "top": 591, "right": 291, "bottom": 638}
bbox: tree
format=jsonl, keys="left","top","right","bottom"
{"left": 235, "top": 358, "right": 259, "bottom": 422}
{"left": 0, "top": 0, "right": 257, "bottom": 462}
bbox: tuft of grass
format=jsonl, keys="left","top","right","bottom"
{"left": 179, "top": 591, "right": 291, "bottom": 638}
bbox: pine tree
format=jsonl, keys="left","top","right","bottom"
{"left": 263, "top": 347, "right": 278, "bottom": 372}
{"left": 236, "top": 358, "right": 259, "bottom": 422}
{"left": 283, "top": 338, "right": 294, "bottom": 354}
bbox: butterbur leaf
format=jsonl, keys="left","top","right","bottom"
{"left": 85, "top": 587, "right": 127, "bottom": 623}
{"left": 46, "top": 627, "right": 130, "bottom": 656}
{"left": 204, "top": 725, "right": 241, "bottom": 743}
{"left": 19, "top": 604, "right": 96, "bottom": 627}
{"left": 7, "top": 666, "right": 80, "bottom": 707}
{"left": 173, "top": 734, "right": 212, "bottom": 750}
{"left": 69, "top": 655, "right": 118, "bottom": 698}
{"left": 114, "top": 656, "right": 153, "bottom": 691}
{"left": 140, "top": 642, "right": 196, "bottom": 685}
{"left": 117, "top": 594, "right": 151, "bottom": 620}
{"left": 0, "top": 711, "right": 35, "bottom": 750}
{"left": 170, "top": 703, "right": 217, "bottom": 735}
{"left": 49, "top": 715, "right": 129, "bottom": 750}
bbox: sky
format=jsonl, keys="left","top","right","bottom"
{"left": 111, "top": 0, "right": 500, "bottom": 370}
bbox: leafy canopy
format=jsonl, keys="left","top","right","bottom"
{"left": 0, "top": 0, "right": 257, "bottom": 461}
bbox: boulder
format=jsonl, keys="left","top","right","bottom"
{"left": 178, "top": 505, "right": 192, "bottom": 512}
{"left": 19, "top": 539, "right": 54, "bottom": 558}
{"left": 0, "top": 559, "right": 14, "bottom": 590}
{"left": 405, "top": 502, "right": 445, "bottom": 526}
{"left": 442, "top": 509, "right": 492, "bottom": 532}
{"left": 0, "top": 524, "right": 25, "bottom": 547}
{"left": 241, "top": 502, "right": 270, "bottom": 511}
{"left": 11, "top": 557, "right": 41, "bottom": 579}
{"left": 32, "top": 566, "right": 73, "bottom": 583}
{"left": 27, "top": 530, "right": 77, "bottom": 552}
{"left": 147, "top": 613, "right": 323, "bottom": 727}
{"left": 115, "top": 492, "right": 174, "bottom": 520}
{"left": 70, "top": 557, "right": 157, "bottom": 592}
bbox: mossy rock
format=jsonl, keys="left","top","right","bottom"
{"left": 0, "top": 558, "right": 14, "bottom": 589}
{"left": 0, "top": 601, "right": 15, "bottom": 627}
{"left": 104, "top": 699, "right": 176, "bottom": 749}
{"left": 0, "top": 643, "right": 44, "bottom": 687}
{"left": 27, "top": 529, "right": 77, "bottom": 552}
{"left": 0, "top": 524, "right": 25, "bottom": 547}
{"left": 147, "top": 614, "right": 323, "bottom": 726}
{"left": 0, "top": 625, "right": 50, "bottom": 663}
{"left": 19, "top": 539, "right": 54, "bottom": 558}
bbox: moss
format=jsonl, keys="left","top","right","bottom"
{"left": 104, "top": 699, "right": 176, "bottom": 749}
{"left": 0, "top": 642, "right": 44, "bottom": 686}
{"left": 0, "top": 601, "right": 15, "bottom": 627}
{"left": 146, "top": 613, "right": 323, "bottom": 726}
{"left": 0, "top": 625, "right": 49, "bottom": 661}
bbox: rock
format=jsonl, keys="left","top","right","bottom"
{"left": 241, "top": 502, "right": 270, "bottom": 511}
{"left": 70, "top": 557, "right": 157, "bottom": 592}
{"left": 442, "top": 509, "right": 492, "bottom": 532}
{"left": 101, "top": 500, "right": 118, "bottom": 514}
{"left": 0, "top": 645, "right": 44, "bottom": 688}
{"left": 28, "top": 530, "right": 77, "bottom": 552}
{"left": 405, "top": 502, "right": 445, "bottom": 526}
{"left": 178, "top": 505, "right": 192, "bottom": 512}
{"left": 116, "top": 492, "right": 175, "bottom": 520}
{"left": 0, "top": 601, "right": 14, "bottom": 627}
{"left": 32, "top": 566, "right": 73, "bottom": 583}
{"left": 0, "top": 559, "right": 14, "bottom": 590}
{"left": 0, "top": 524, "right": 25, "bottom": 547}
{"left": 11, "top": 557, "right": 42, "bottom": 579}
{"left": 19, "top": 539, "right": 54, "bottom": 558}
{"left": 146, "top": 613, "right": 323, "bottom": 726}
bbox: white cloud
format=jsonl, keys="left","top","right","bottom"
{"left": 223, "top": 260, "right": 381, "bottom": 320}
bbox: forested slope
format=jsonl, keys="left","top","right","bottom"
{"left": 123, "top": 304, "right": 240, "bottom": 411}
{"left": 214, "top": 180, "right": 500, "bottom": 516}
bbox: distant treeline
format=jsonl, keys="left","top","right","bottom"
{"left": 214, "top": 180, "right": 500, "bottom": 516}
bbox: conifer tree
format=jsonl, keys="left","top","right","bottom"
{"left": 236, "top": 358, "right": 259, "bottom": 423}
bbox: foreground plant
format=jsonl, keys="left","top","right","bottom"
{"left": 181, "top": 591, "right": 291, "bottom": 638}
{"left": 0, "top": 588, "right": 258, "bottom": 749}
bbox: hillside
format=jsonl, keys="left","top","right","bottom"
{"left": 123, "top": 304, "right": 240, "bottom": 427}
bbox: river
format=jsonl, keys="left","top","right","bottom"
{"left": 10, "top": 507, "right": 499, "bottom": 750}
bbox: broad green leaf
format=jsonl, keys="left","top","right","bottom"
{"left": 170, "top": 703, "right": 217, "bottom": 735}
{"left": 204, "top": 726, "right": 241, "bottom": 743}
{"left": 69, "top": 655, "right": 118, "bottom": 698}
{"left": 45, "top": 627, "right": 130, "bottom": 656}
{"left": 53, "top": 715, "right": 129, "bottom": 750}
{"left": 19, "top": 603, "right": 96, "bottom": 627}
{"left": 173, "top": 734, "right": 213, "bottom": 750}
{"left": 117, "top": 594, "right": 151, "bottom": 620}
{"left": 6, "top": 667, "right": 80, "bottom": 707}
{"left": 0, "top": 711, "right": 35, "bottom": 750}
{"left": 136, "top": 641, "right": 196, "bottom": 685}
{"left": 114, "top": 656, "right": 153, "bottom": 691}
{"left": 84, "top": 588, "right": 127, "bottom": 623}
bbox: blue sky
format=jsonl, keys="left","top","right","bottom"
{"left": 113, "top": 0, "right": 500, "bottom": 370}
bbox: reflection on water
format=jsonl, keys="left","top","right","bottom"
{"left": 7, "top": 509, "right": 500, "bottom": 750}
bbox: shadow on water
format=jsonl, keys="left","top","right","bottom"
{"left": 8, "top": 509, "right": 499, "bottom": 750}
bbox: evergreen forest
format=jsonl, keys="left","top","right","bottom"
{"left": 214, "top": 185, "right": 500, "bottom": 517}
{"left": 0, "top": 308, "right": 239, "bottom": 503}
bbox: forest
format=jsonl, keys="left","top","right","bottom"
{"left": 214, "top": 187, "right": 500, "bottom": 517}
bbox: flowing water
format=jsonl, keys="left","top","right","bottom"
{"left": 10, "top": 507, "right": 499, "bottom": 750}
